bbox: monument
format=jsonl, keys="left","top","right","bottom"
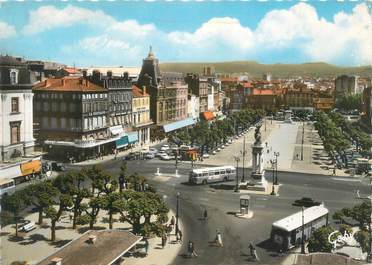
{"left": 247, "top": 125, "right": 268, "bottom": 191}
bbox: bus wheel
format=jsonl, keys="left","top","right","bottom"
{"left": 202, "top": 180, "right": 207, "bottom": 185}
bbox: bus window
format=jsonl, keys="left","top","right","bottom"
{"left": 209, "top": 172, "right": 214, "bottom": 176}
{"left": 203, "top": 173, "right": 208, "bottom": 177}
{"left": 215, "top": 171, "right": 220, "bottom": 175}
{"left": 220, "top": 170, "right": 226, "bottom": 175}
{"left": 226, "top": 169, "right": 231, "bottom": 173}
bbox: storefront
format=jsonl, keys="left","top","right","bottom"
{"left": 163, "top": 117, "right": 197, "bottom": 134}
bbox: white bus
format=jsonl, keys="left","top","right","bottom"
{"left": 270, "top": 205, "right": 329, "bottom": 250}
{"left": 0, "top": 178, "right": 16, "bottom": 195}
{"left": 189, "top": 166, "right": 236, "bottom": 185}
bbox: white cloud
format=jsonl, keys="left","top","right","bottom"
{"left": 22, "top": 4, "right": 115, "bottom": 35}
{"left": 27, "top": 3, "right": 371, "bottom": 65}
{"left": 0, "top": 21, "right": 16, "bottom": 39}
{"left": 254, "top": 2, "right": 372, "bottom": 65}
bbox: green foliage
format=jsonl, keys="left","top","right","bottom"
{"left": 333, "top": 202, "right": 371, "bottom": 229}
{"left": 308, "top": 226, "right": 337, "bottom": 253}
{"left": 336, "top": 94, "right": 362, "bottom": 112}
{"left": 354, "top": 230, "right": 370, "bottom": 253}
{"left": 339, "top": 224, "right": 353, "bottom": 236}
{"left": 1, "top": 191, "right": 25, "bottom": 236}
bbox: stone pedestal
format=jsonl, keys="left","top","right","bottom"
{"left": 247, "top": 143, "right": 268, "bottom": 192}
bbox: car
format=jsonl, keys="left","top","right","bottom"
{"left": 19, "top": 221, "right": 36, "bottom": 232}
{"left": 123, "top": 152, "right": 137, "bottom": 160}
{"left": 160, "top": 145, "right": 170, "bottom": 151}
{"left": 202, "top": 153, "right": 210, "bottom": 159}
{"left": 235, "top": 136, "right": 239, "bottom": 139}
{"left": 227, "top": 139, "right": 233, "bottom": 144}
{"left": 160, "top": 154, "right": 172, "bottom": 160}
{"left": 145, "top": 153, "right": 155, "bottom": 159}
{"left": 49, "top": 162, "right": 66, "bottom": 171}
{"left": 156, "top": 151, "right": 166, "bottom": 157}
{"left": 221, "top": 145, "right": 225, "bottom": 149}
{"left": 216, "top": 148, "right": 221, "bottom": 152}
{"left": 148, "top": 148, "right": 158, "bottom": 154}
{"left": 212, "top": 150, "right": 217, "bottom": 155}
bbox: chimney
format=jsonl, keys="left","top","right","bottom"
{"left": 107, "top": 71, "right": 112, "bottom": 78}
{"left": 142, "top": 86, "right": 146, "bottom": 95}
{"left": 88, "top": 235, "right": 97, "bottom": 244}
{"left": 123, "top": 72, "right": 129, "bottom": 80}
{"left": 51, "top": 257, "right": 62, "bottom": 265}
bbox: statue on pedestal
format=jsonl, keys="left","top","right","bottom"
{"left": 254, "top": 125, "right": 262, "bottom": 146}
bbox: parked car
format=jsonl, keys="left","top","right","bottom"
{"left": 202, "top": 153, "right": 210, "bottom": 159}
{"left": 160, "top": 154, "right": 172, "bottom": 160}
{"left": 221, "top": 145, "right": 225, "bottom": 149}
{"left": 50, "top": 162, "right": 66, "bottom": 172}
{"left": 156, "top": 151, "right": 167, "bottom": 157}
{"left": 212, "top": 150, "right": 217, "bottom": 155}
{"left": 148, "top": 148, "right": 158, "bottom": 154}
{"left": 216, "top": 148, "right": 221, "bottom": 152}
{"left": 227, "top": 139, "right": 233, "bottom": 144}
{"left": 160, "top": 144, "right": 170, "bottom": 151}
{"left": 145, "top": 153, "right": 155, "bottom": 159}
{"left": 123, "top": 152, "right": 136, "bottom": 160}
{"left": 19, "top": 221, "right": 36, "bottom": 232}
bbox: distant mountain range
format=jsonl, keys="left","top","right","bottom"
{"left": 159, "top": 61, "right": 372, "bottom": 79}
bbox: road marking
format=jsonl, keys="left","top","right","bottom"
{"left": 255, "top": 197, "right": 268, "bottom": 201}
{"left": 331, "top": 178, "right": 361, "bottom": 182}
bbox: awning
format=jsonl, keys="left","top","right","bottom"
{"left": 20, "top": 160, "right": 41, "bottom": 176}
{"left": 128, "top": 132, "right": 138, "bottom": 144}
{"left": 202, "top": 111, "right": 215, "bottom": 121}
{"left": 109, "top": 125, "right": 124, "bottom": 136}
{"left": 163, "top": 118, "right": 196, "bottom": 133}
{"left": 116, "top": 136, "right": 129, "bottom": 148}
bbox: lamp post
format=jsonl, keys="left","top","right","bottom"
{"left": 273, "top": 151, "right": 280, "bottom": 185}
{"left": 234, "top": 156, "right": 240, "bottom": 192}
{"left": 241, "top": 136, "right": 247, "bottom": 182}
{"left": 301, "top": 206, "right": 305, "bottom": 254}
{"left": 176, "top": 192, "right": 180, "bottom": 235}
{"left": 270, "top": 160, "right": 275, "bottom": 196}
{"left": 301, "top": 120, "right": 305, "bottom": 161}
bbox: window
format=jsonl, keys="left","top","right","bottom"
{"left": 11, "top": 97, "right": 19, "bottom": 113}
{"left": 10, "top": 122, "right": 21, "bottom": 144}
{"left": 10, "top": 69, "right": 19, "bottom": 85}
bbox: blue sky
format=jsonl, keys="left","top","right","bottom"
{"left": 0, "top": 1, "right": 371, "bottom": 67}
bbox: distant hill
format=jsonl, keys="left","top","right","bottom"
{"left": 159, "top": 61, "right": 372, "bottom": 78}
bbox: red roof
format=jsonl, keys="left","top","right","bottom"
{"left": 132, "top": 85, "right": 149, "bottom": 97}
{"left": 202, "top": 111, "right": 215, "bottom": 121}
{"left": 63, "top": 67, "right": 81, "bottom": 74}
{"left": 33, "top": 77, "right": 106, "bottom": 92}
{"left": 252, "top": 89, "right": 274, "bottom": 95}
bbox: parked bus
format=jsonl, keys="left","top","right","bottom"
{"left": 0, "top": 178, "right": 15, "bottom": 196}
{"left": 189, "top": 166, "right": 236, "bottom": 185}
{"left": 270, "top": 204, "right": 329, "bottom": 251}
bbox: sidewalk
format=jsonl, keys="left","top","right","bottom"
{"left": 1, "top": 203, "right": 181, "bottom": 265}
{"left": 74, "top": 139, "right": 167, "bottom": 167}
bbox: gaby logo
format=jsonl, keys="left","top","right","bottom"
{"left": 328, "top": 230, "right": 352, "bottom": 249}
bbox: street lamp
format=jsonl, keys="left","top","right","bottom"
{"left": 270, "top": 160, "right": 275, "bottom": 196}
{"left": 240, "top": 136, "right": 247, "bottom": 182}
{"left": 234, "top": 156, "right": 240, "bottom": 192}
{"left": 175, "top": 192, "right": 180, "bottom": 236}
{"left": 273, "top": 151, "right": 280, "bottom": 185}
{"left": 301, "top": 206, "right": 305, "bottom": 254}
{"left": 301, "top": 120, "right": 305, "bottom": 161}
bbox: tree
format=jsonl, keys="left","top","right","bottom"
{"left": 354, "top": 230, "right": 370, "bottom": 253}
{"left": 308, "top": 226, "right": 337, "bottom": 253}
{"left": 1, "top": 191, "right": 25, "bottom": 237}
{"left": 22, "top": 181, "right": 58, "bottom": 225}
{"left": 336, "top": 94, "right": 362, "bottom": 112}
{"left": 333, "top": 202, "right": 371, "bottom": 229}
{"left": 102, "top": 192, "right": 125, "bottom": 229}
{"left": 44, "top": 175, "right": 73, "bottom": 241}
{"left": 120, "top": 190, "right": 169, "bottom": 235}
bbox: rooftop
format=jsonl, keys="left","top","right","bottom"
{"left": 37, "top": 230, "right": 142, "bottom": 265}
{"left": 132, "top": 85, "right": 149, "bottom": 97}
{"left": 33, "top": 77, "right": 106, "bottom": 92}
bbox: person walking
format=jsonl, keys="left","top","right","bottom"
{"left": 215, "top": 230, "right": 223, "bottom": 247}
{"left": 252, "top": 247, "right": 259, "bottom": 261}
{"left": 203, "top": 209, "right": 208, "bottom": 221}
{"left": 249, "top": 243, "right": 254, "bottom": 257}
{"left": 177, "top": 229, "right": 183, "bottom": 243}
{"left": 187, "top": 240, "right": 193, "bottom": 258}
{"left": 144, "top": 238, "right": 149, "bottom": 256}
{"left": 161, "top": 233, "right": 167, "bottom": 249}
{"left": 170, "top": 216, "right": 175, "bottom": 226}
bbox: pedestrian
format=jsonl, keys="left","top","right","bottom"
{"left": 161, "top": 233, "right": 167, "bottom": 249}
{"left": 187, "top": 240, "right": 193, "bottom": 258}
{"left": 144, "top": 238, "right": 149, "bottom": 256}
{"left": 177, "top": 229, "right": 183, "bottom": 243}
{"left": 170, "top": 216, "right": 175, "bottom": 226}
{"left": 215, "top": 230, "right": 223, "bottom": 247}
{"left": 69, "top": 213, "right": 73, "bottom": 223}
{"left": 203, "top": 209, "right": 208, "bottom": 221}
{"left": 249, "top": 243, "right": 254, "bottom": 256}
{"left": 252, "top": 247, "right": 259, "bottom": 261}
{"left": 191, "top": 241, "right": 198, "bottom": 257}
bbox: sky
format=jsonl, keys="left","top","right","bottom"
{"left": 0, "top": 1, "right": 371, "bottom": 67}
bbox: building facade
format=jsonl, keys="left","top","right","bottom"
{"left": 0, "top": 56, "right": 36, "bottom": 161}
{"left": 33, "top": 77, "right": 112, "bottom": 161}
{"left": 335, "top": 75, "right": 358, "bottom": 99}
{"left": 132, "top": 85, "right": 153, "bottom": 145}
